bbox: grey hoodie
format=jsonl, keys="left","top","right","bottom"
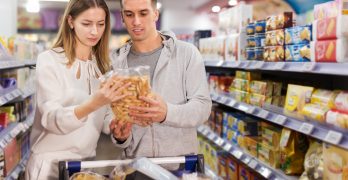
{"left": 110, "top": 31, "right": 212, "bottom": 160}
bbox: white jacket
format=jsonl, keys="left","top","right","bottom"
{"left": 110, "top": 31, "right": 212, "bottom": 159}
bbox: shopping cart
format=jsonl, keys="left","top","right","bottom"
{"left": 58, "top": 154, "right": 204, "bottom": 180}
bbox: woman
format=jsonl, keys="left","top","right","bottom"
{"left": 25, "top": 0, "right": 128, "bottom": 179}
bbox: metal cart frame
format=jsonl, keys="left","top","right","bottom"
{"left": 58, "top": 154, "right": 204, "bottom": 180}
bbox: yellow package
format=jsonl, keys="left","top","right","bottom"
{"left": 285, "top": 84, "right": 314, "bottom": 112}
{"left": 0, "top": 106, "right": 16, "bottom": 122}
{"left": 259, "top": 144, "right": 280, "bottom": 168}
{"left": 231, "top": 78, "right": 250, "bottom": 91}
{"left": 302, "top": 103, "right": 329, "bottom": 123}
{"left": 323, "top": 143, "right": 348, "bottom": 180}
{"left": 249, "top": 93, "right": 266, "bottom": 107}
{"left": 280, "top": 128, "right": 309, "bottom": 175}
{"left": 262, "top": 127, "right": 281, "bottom": 150}
{"left": 311, "top": 89, "right": 340, "bottom": 109}
{"left": 230, "top": 89, "right": 249, "bottom": 103}
{"left": 235, "top": 71, "right": 261, "bottom": 81}
{"left": 326, "top": 110, "right": 348, "bottom": 129}
{"left": 244, "top": 137, "right": 260, "bottom": 158}
{"left": 250, "top": 81, "right": 273, "bottom": 96}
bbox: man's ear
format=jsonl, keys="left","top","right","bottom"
{"left": 68, "top": 15, "right": 74, "bottom": 29}
{"left": 120, "top": 12, "right": 124, "bottom": 23}
{"left": 154, "top": 9, "right": 159, "bottom": 22}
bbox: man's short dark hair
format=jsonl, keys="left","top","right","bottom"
{"left": 120, "top": 0, "right": 157, "bottom": 9}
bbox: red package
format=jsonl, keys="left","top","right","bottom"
{"left": 311, "top": 39, "right": 348, "bottom": 62}
{"left": 4, "top": 139, "right": 20, "bottom": 176}
{"left": 313, "top": 16, "right": 348, "bottom": 40}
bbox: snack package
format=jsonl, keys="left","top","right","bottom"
{"left": 314, "top": 0, "right": 348, "bottom": 20}
{"left": 323, "top": 143, "right": 348, "bottom": 180}
{"left": 255, "top": 47, "right": 264, "bottom": 60}
{"left": 239, "top": 165, "right": 252, "bottom": 180}
{"left": 249, "top": 93, "right": 267, "bottom": 107}
{"left": 313, "top": 16, "right": 348, "bottom": 40}
{"left": 238, "top": 31, "right": 248, "bottom": 61}
{"left": 335, "top": 91, "right": 348, "bottom": 113}
{"left": 255, "top": 33, "right": 265, "bottom": 47}
{"left": 247, "top": 35, "right": 256, "bottom": 47}
{"left": 246, "top": 47, "right": 255, "bottom": 60}
{"left": 235, "top": 71, "right": 261, "bottom": 80}
{"left": 225, "top": 34, "right": 239, "bottom": 61}
{"left": 70, "top": 172, "right": 107, "bottom": 180}
{"left": 265, "top": 29, "right": 284, "bottom": 46}
{"left": 262, "top": 127, "right": 281, "bottom": 150}
{"left": 285, "top": 25, "right": 312, "bottom": 45}
{"left": 299, "top": 140, "right": 323, "bottom": 180}
{"left": 231, "top": 78, "right": 249, "bottom": 91}
{"left": 284, "top": 85, "right": 314, "bottom": 113}
{"left": 279, "top": 129, "right": 309, "bottom": 175}
{"left": 302, "top": 103, "right": 329, "bottom": 123}
{"left": 227, "top": 157, "right": 239, "bottom": 180}
{"left": 326, "top": 110, "right": 348, "bottom": 129}
{"left": 259, "top": 143, "right": 280, "bottom": 168}
{"left": 285, "top": 44, "right": 311, "bottom": 62}
{"left": 244, "top": 136, "right": 261, "bottom": 158}
{"left": 101, "top": 66, "right": 151, "bottom": 123}
{"left": 264, "top": 46, "right": 284, "bottom": 61}
{"left": 311, "top": 89, "right": 340, "bottom": 108}
{"left": 218, "top": 76, "right": 234, "bottom": 93}
{"left": 266, "top": 12, "right": 293, "bottom": 31}
{"left": 310, "top": 39, "right": 348, "bottom": 62}
{"left": 246, "top": 23, "right": 255, "bottom": 36}
{"left": 218, "top": 154, "right": 228, "bottom": 179}
{"left": 255, "top": 20, "right": 266, "bottom": 33}
{"left": 230, "top": 89, "right": 249, "bottom": 103}
{"left": 250, "top": 80, "right": 273, "bottom": 96}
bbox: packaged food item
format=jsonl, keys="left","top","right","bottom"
{"left": 250, "top": 81, "right": 273, "bottom": 96}
{"left": 218, "top": 76, "right": 234, "bottom": 93}
{"left": 335, "top": 91, "right": 348, "bottom": 113}
{"left": 101, "top": 66, "right": 151, "bottom": 123}
{"left": 218, "top": 154, "right": 228, "bottom": 179}
{"left": 302, "top": 103, "right": 329, "bottom": 123}
{"left": 249, "top": 93, "right": 266, "bottom": 107}
{"left": 247, "top": 36, "right": 256, "bottom": 47}
{"left": 235, "top": 71, "right": 261, "bottom": 80}
{"left": 264, "top": 46, "right": 284, "bottom": 61}
{"left": 326, "top": 110, "right": 348, "bottom": 129}
{"left": 246, "top": 23, "right": 255, "bottom": 35}
{"left": 273, "top": 82, "right": 283, "bottom": 96}
{"left": 224, "top": 34, "right": 239, "bottom": 61}
{"left": 285, "top": 44, "right": 311, "bottom": 62}
{"left": 311, "top": 89, "right": 340, "bottom": 108}
{"left": 271, "top": 96, "right": 286, "bottom": 107}
{"left": 310, "top": 39, "right": 348, "bottom": 62}
{"left": 323, "top": 143, "right": 348, "bottom": 180}
{"left": 227, "top": 157, "right": 239, "bottom": 180}
{"left": 208, "top": 75, "right": 219, "bottom": 92}
{"left": 259, "top": 143, "right": 280, "bottom": 168}
{"left": 265, "top": 29, "right": 284, "bottom": 46}
{"left": 299, "top": 140, "right": 323, "bottom": 180}
{"left": 244, "top": 136, "right": 260, "bottom": 157}
{"left": 255, "top": 33, "right": 265, "bottom": 47}
{"left": 254, "top": 47, "right": 264, "bottom": 60}
{"left": 239, "top": 165, "right": 252, "bottom": 180}
{"left": 314, "top": 0, "right": 346, "bottom": 20}
{"left": 262, "top": 127, "right": 281, "bottom": 150}
{"left": 266, "top": 12, "right": 293, "bottom": 31}
{"left": 239, "top": 31, "right": 248, "bottom": 61}
{"left": 285, "top": 25, "right": 312, "bottom": 45}
{"left": 218, "top": 4, "right": 253, "bottom": 34}
{"left": 237, "top": 117, "right": 260, "bottom": 136}
{"left": 284, "top": 84, "right": 314, "bottom": 113}
{"left": 231, "top": 78, "right": 249, "bottom": 91}
{"left": 70, "top": 172, "right": 108, "bottom": 180}
{"left": 255, "top": 20, "right": 266, "bottom": 33}
{"left": 313, "top": 16, "right": 348, "bottom": 41}
{"left": 279, "top": 129, "right": 309, "bottom": 175}
{"left": 246, "top": 47, "right": 255, "bottom": 60}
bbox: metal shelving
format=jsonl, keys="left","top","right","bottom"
{"left": 0, "top": 60, "right": 36, "bottom": 71}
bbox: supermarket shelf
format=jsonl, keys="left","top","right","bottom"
{"left": 204, "top": 60, "right": 348, "bottom": 76}
{"left": 0, "top": 112, "right": 34, "bottom": 151}
{"left": 0, "top": 60, "right": 36, "bottom": 70}
{"left": 210, "top": 92, "right": 348, "bottom": 150}
{"left": 5, "top": 152, "right": 30, "bottom": 180}
{"left": 197, "top": 125, "right": 297, "bottom": 180}
{"left": 205, "top": 166, "right": 223, "bottom": 180}
{"left": 24, "top": 60, "right": 36, "bottom": 67}
{"left": 0, "top": 88, "right": 23, "bottom": 106}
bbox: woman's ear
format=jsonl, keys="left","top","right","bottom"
{"left": 68, "top": 15, "right": 74, "bottom": 29}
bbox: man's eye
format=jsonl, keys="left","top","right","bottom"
{"left": 82, "top": 23, "right": 90, "bottom": 26}
{"left": 98, "top": 23, "right": 105, "bottom": 26}
{"left": 141, "top": 12, "right": 148, "bottom": 16}
{"left": 125, "top": 13, "right": 132, "bottom": 17}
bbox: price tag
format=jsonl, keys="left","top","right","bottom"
{"left": 302, "top": 62, "right": 316, "bottom": 71}
{"left": 299, "top": 123, "right": 314, "bottom": 135}
{"left": 248, "top": 159, "right": 258, "bottom": 169}
{"left": 4, "top": 135, "right": 12, "bottom": 143}
{"left": 208, "top": 133, "right": 216, "bottom": 140}
{"left": 259, "top": 167, "right": 272, "bottom": 178}
{"left": 223, "top": 143, "right": 232, "bottom": 152}
{"left": 242, "top": 157, "right": 251, "bottom": 164}
{"left": 247, "top": 106, "right": 256, "bottom": 114}
{"left": 215, "top": 137, "right": 224, "bottom": 146}
{"left": 325, "top": 131, "right": 343, "bottom": 145}
{"left": 232, "top": 150, "right": 243, "bottom": 159}
{"left": 220, "top": 96, "right": 228, "bottom": 104}
{"left": 234, "top": 61, "right": 241, "bottom": 67}
{"left": 197, "top": 126, "right": 204, "bottom": 132}
{"left": 202, "top": 128, "right": 209, "bottom": 136}
{"left": 216, "top": 61, "right": 224, "bottom": 67}
{"left": 254, "top": 61, "right": 265, "bottom": 69}
{"left": 274, "top": 115, "right": 287, "bottom": 125}
{"left": 216, "top": 96, "right": 222, "bottom": 102}
{"left": 273, "top": 62, "right": 286, "bottom": 70}
{"left": 5, "top": 93, "right": 12, "bottom": 100}
{"left": 0, "top": 140, "right": 6, "bottom": 149}
{"left": 0, "top": 97, "right": 5, "bottom": 105}
{"left": 228, "top": 99, "right": 237, "bottom": 107}
{"left": 258, "top": 110, "right": 269, "bottom": 119}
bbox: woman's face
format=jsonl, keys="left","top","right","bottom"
{"left": 69, "top": 7, "right": 106, "bottom": 48}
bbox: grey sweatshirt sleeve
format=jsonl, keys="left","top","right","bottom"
{"left": 162, "top": 46, "right": 212, "bottom": 128}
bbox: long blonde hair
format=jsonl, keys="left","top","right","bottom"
{"left": 53, "top": 0, "right": 111, "bottom": 74}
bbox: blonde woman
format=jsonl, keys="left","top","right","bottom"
{"left": 25, "top": 0, "right": 130, "bottom": 179}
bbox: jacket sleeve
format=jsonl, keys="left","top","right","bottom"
{"left": 36, "top": 52, "right": 88, "bottom": 135}
{"left": 162, "top": 46, "right": 212, "bottom": 128}
{"left": 102, "top": 106, "right": 113, "bottom": 134}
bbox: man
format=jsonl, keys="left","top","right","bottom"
{"left": 109, "top": 0, "right": 211, "bottom": 171}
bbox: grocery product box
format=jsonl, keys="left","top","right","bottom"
{"left": 335, "top": 91, "right": 348, "bottom": 113}
{"left": 199, "top": 37, "right": 225, "bottom": 61}
{"left": 249, "top": 93, "right": 269, "bottom": 107}
{"left": 311, "top": 89, "right": 339, "bottom": 108}
{"left": 244, "top": 136, "right": 261, "bottom": 158}
{"left": 265, "top": 29, "right": 284, "bottom": 46}
{"left": 285, "top": 43, "right": 311, "bottom": 62}
{"left": 239, "top": 165, "right": 252, "bottom": 180}
{"left": 266, "top": 12, "right": 293, "bottom": 31}
{"left": 285, "top": 25, "right": 312, "bottom": 45}
{"left": 249, "top": 80, "right": 273, "bottom": 96}
{"left": 323, "top": 143, "right": 348, "bottom": 180}
{"left": 264, "top": 46, "right": 284, "bottom": 61}
{"left": 225, "top": 34, "right": 239, "bottom": 61}
{"left": 235, "top": 71, "right": 261, "bottom": 81}
{"left": 261, "top": 127, "right": 281, "bottom": 150}
{"left": 4, "top": 138, "right": 20, "bottom": 176}
{"left": 314, "top": 0, "right": 348, "bottom": 20}
{"left": 326, "top": 110, "right": 348, "bottom": 129}
{"left": 237, "top": 117, "right": 260, "bottom": 136}
{"left": 218, "top": 154, "right": 228, "bottom": 179}
{"left": 230, "top": 89, "right": 249, "bottom": 103}
{"left": 239, "top": 31, "right": 248, "bottom": 61}
{"left": 218, "top": 3, "right": 253, "bottom": 34}
{"left": 231, "top": 78, "right": 250, "bottom": 92}
{"left": 313, "top": 16, "right": 348, "bottom": 40}
{"left": 227, "top": 156, "right": 239, "bottom": 180}
{"left": 310, "top": 38, "right": 348, "bottom": 62}
{"left": 259, "top": 143, "right": 280, "bottom": 168}
{"left": 302, "top": 103, "right": 329, "bottom": 123}
{"left": 284, "top": 84, "right": 314, "bottom": 113}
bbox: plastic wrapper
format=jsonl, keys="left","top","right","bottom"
{"left": 310, "top": 39, "right": 348, "bottom": 63}
{"left": 285, "top": 25, "right": 312, "bottom": 45}
{"left": 323, "top": 143, "right": 348, "bottom": 180}
{"left": 259, "top": 144, "right": 280, "bottom": 168}
{"left": 285, "top": 84, "right": 314, "bottom": 113}
{"left": 264, "top": 46, "right": 284, "bottom": 62}
{"left": 246, "top": 23, "right": 255, "bottom": 35}
{"left": 255, "top": 47, "right": 264, "bottom": 60}
{"left": 235, "top": 71, "right": 261, "bottom": 81}
{"left": 101, "top": 66, "right": 151, "bottom": 123}
{"left": 313, "top": 0, "right": 347, "bottom": 20}
{"left": 313, "top": 16, "right": 348, "bottom": 40}
{"left": 255, "top": 20, "right": 266, "bottom": 33}
{"left": 266, "top": 12, "right": 293, "bottom": 31}
{"left": 249, "top": 80, "right": 273, "bottom": 96}
{"left": 326, "top": 110, "right": 348, "bottom": 129}
{"left": 265, "top": 29, "right": 284, "bottom": 46}
{"left": 302, "top": 103, "right": 329, "bottom": 123}
{"left": 231, "top": 78, "right": 249, "bottom": 91}
{"left": 311, "top": 89, "right": 339, "bottom": 109}
{"left": 247, "top": 36, "right": 256, "bottom": 47}
{"left": 70, "top": 171, "right": 107, "bottom": 180}
{"left": 334, "top": 91, "right": 348, "bottom": 113}
{"left": 279, "top": 129, "right": 309, "bottom": 175}
{"left": 299, "top": 140, "right": 323, "bottom": 180}
{"left": 246, "top": 47, "right": 255, "bottom": 60}
{"left": 285, "top": 44, "right": 311, "bottom": 62}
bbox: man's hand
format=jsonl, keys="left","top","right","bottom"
{"left": 129, "top": 94, "right": 167, "bottom": 126}
{"left": 109, "top": 119, "right": 132, "bottom": 143}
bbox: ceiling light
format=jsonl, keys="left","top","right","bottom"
{"left": 228, "top": 0, "right": 238, "bottom": 6}
{"left": 212, "top": 5, "right": 221, "bottom": 13}
{"left": 26, "top": 0, "right": 40, "bottom": 13}
{"left": 157, "top": 2, "right": 162, "bottom": 9}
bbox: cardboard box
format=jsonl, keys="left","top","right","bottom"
{"left": 310, "top": 39, "right": 348, "bottom": 62}
{"left": 313, "top": 16, "right": 348, "bottom": 40}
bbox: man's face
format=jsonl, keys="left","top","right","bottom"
{"left": 122, "top": 0, "right": 159, "bottom": 42}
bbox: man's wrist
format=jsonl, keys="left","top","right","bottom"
{"left": 113, "top": 135, "right": 126, "bottom": 144}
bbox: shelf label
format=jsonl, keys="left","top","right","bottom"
{"left": 197, "top": 126, "right": 204, "bottom": 132}
{"left": 234, "top": 61, "right": 242, "bottom": 67}
{"left": 223, "top": 143, "right": 232, "bottom": 152}
{"left": 274, "top": 115, "right": 287, "bottom": 125}
{"left": 208, "top": 133, "right": 216, "bottom": 140}
{"left": 299, "top": 123, "right": 314, "bottom": 135}
{"left": 220, "top": 96, "right": 228, "bottom": 104}
{"left": 202, "top": 129, "right": 209, "bottom": 136}
{"left": 228, "top": 99, "right": 237, "bottom": 107}
{"left": 242, "top": 157, "right": 251, "bottom": 164}
{"left": 232, "top": 150, "right": 243, "bottom": 159}
{"left": 5, "top": 93, "right": 13, "bottom": 100}
{"left": 246, "top": 106, "right": 256, "bottom": 114}
{"left": 302, "top": 62, "right": 316, "bottom": 71}
{"left": 259, "top": 109, "right": 269, "bottom": 119}
{"left": 248, "top": 159, "right": 258, "bottom": 169}
{"left": 215, "top": 137, "right": 224, "bottom": 146}
{"left": 325, "top": 131, "right": 343, "bottom": 145}
{"left": 254, "top": 61, "right": 265, "bottom": 69}
{"left": 0, "top": 140, "right": 6, "bottom": 149}
{"left": 216, "top": 61, "right": 224, "bottom": 67}
{"left": 273, "top": 62, "right": 286, "bottom": 70}
{"left": 259, "top": 167, "right": 272, "bottom": 178}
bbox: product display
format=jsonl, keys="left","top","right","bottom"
{"left": 313, "top": 16, "right": 348, "bottom": 40}
{"left": 323, "top": 143, "right": 348, "bottom": 180}
{"left": 264, "top": 46, "right": 285, "bottom": 61}
{"left": 285, "top": 44, "right": 311, "bottom": 62}
{"left": 285, "top": 25, "right": 312, "bottom": 45}
{"left": 266, "top": 12, "right": 293, "bottom": 31}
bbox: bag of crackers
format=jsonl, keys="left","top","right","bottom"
{"left": 100, "top": 66, "right": 151, "bottom": 123}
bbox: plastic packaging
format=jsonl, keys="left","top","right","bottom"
{"left": 326, "top": 110, "right": 348, "bottom": 129}
{"left": 285, "top": 44, "right": 311, "bottom": 62}
{"left": 264, "top": 46, "right": 284, "bottom": 61}
{"left": 311, "top": 89, "right": 339, "bottom": 109}
{"left": 285, "top": 84, "right": 314, "bottom": 113}
{"left": 246, "top": 36, "right": 256, "bottom": 47}
{"left": 246, "top": 23, "right": 255, "bottom": 35}
{"left": 246, "top": 47, "right": 255, "bottom": 60}
{"left": 255, "top": 33, "right": 265, "bottom": 47}
{"left": 285, "top": 25, "right": 312, "bottom": 45}
{"left": 334, "top": 91, "right": 348, "bottom": 113}
{"left": 299, "top": 140, "right": 323, "bottom": 180}
{"left": 70, "top": 171, "right": 107, "bottom": 180}
{"left": 255, "top": 20, "right": 266, "bottom": 33}
{"left": 302, "top": 103, "right": 329, "bottom": 123}
{"left": 266, "top": 12, "right": 293, "bottom": 31}
{"left": 255, "top": 47, "right": 264, "bottom": 60}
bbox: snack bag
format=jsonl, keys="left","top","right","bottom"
{"left": 311, "top": 89, "right": 340, "bottom": 109}
{"left": 100, "top": 66, "right": 151, "bottom": 123}
{"left": 284, "top": 85, "right": 314, "bottom": 113}
{"left": 299, "top": 140, "right": 323, "bottom": 180}
{"left": 301, "top": 103, "right": 329, "bottom": 123}
{"left": 70, "top": 171, "right": 107, "bottom": 180}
